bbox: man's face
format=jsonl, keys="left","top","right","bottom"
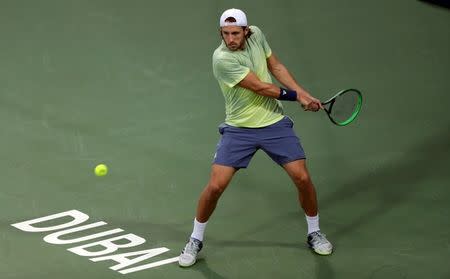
{"left": 220, "top": 26, "right": 248, "bottom": 51}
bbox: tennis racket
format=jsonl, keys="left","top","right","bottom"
{"left": 321, "top": 88, "right": 363, "bottom": 126}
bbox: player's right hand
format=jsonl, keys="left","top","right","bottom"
{"left": 299, "top": 95, "right": 322, "bottom": 112}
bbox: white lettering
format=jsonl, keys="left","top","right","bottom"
{"left": 10, "top": 209, "right": 177, "bottom": 274}
{"left": 11, "top": 209, "right": 88, "bottom": 232}
{"left": 43, "top": 222, "right": 123, "bottom": 245}
{"left": 67, "top": 233, "right": 145, "bottom": 257}
{"left": 90, "top": 248, "right": 170, "bottom": 270}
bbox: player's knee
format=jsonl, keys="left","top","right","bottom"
{"left": 206, "top": 183, "right": 226, "bottom": 199}
{"left": 292, "top": 173, "right": 312, "bottom": 188}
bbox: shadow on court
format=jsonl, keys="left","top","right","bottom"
{"left": 220, "top": 126, "right": 450, "bottom": 279}
{"left": 419, "top": 0, "right": 450, "bottom": 9}
{"left": 322, "top": 127, "right": 450, "bottom": 239}
{"left": 192, "top": 259, "right": 228, "bottom": 279}
{"left": 315, "top": 127, "right": 450, "bottom": 279}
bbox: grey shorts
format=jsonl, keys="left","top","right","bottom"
{"left": 213, "top": 116, "right": 306, "bottom": 169}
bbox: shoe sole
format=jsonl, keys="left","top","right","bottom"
{"left": 308, "top": 242, "right": 333, "bottom": 256}
{"left": 178, "top": 259, "right": 197, "bottom": 267}
{"left": 308, "top": 244, "right": 333, "bottom": 256}
{"left": 311, "top": 248, "right": 333, "bottom": 255}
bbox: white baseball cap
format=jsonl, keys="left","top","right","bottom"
{"left": 219, "top": 8, "right": 248, "bottom": 27}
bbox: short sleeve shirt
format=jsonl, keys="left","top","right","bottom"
{"left": 212, "top": 25, "right": 284, "bottom": 128}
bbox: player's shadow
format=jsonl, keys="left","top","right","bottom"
{"left": 321, "top": 127, "right": 450, "bottom": 239}
{"left": 116, "top": 128, "right": 449, "bottom": 279}
{"left": 313, "top": 255, "right": 334, "bottom": 279}
{"left": 310, "top": 128, "right": 450, "bottom": 279}
{"left": 219, "top": 127, "right": 450, "bottom": 279}
{"left": 208, "top": 238, "right": 308, "bottom": 250}
{"left": 192, "top": 258, "right": 228, "bottom": 279}
{"left": 419, "top": 0, "right": 450, "bottom": 9}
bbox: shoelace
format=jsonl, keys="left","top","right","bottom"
{"left": 184, "top": 240, "right": 201, "bottom": 255}
{"left": 310, "top": 232, "right": 328, "bottom": 245}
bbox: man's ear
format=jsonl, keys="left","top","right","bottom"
{"left": 244, "top": 27, "right": 249, "bottom": 36}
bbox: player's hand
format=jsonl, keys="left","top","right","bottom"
{"left": 309, "top": 96, "right": 324, "bottom": 111}
{"left": 298, "top": 94, "right": 323, "bottom": 112}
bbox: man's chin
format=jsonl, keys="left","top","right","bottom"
{"left": 226, "top": 42, "right": 244, "bottom": 50}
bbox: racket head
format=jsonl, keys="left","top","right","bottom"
{"left": 321, "top": 88, "right": 363, "bottom": 126}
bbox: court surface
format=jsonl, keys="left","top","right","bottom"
{"left": 1, "top": 1, "right": 449, "bottom": 278}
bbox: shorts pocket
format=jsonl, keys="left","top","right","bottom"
{"left": 218, "top": 123, "right": 228, "bottom": 135}
{"left": 285, "top": 116, "right": 294, "bottom": 128}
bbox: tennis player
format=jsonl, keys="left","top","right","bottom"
{"left": 179, "top": 8, "right": 333, "bottom": 267}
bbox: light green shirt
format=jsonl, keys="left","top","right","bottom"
{"left": 212, "top": 25, "right": 284, "bottom": 128}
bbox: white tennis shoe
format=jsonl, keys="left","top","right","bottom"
{"left": 179, "top": 238, "right": 203, "bottom": 267}
{"left": 307, "top": 231, "right": 333, "bottom": 255}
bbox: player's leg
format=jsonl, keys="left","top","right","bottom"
{"left": 282, "top": 159, "right": 318, "bottom": 217}
{"left": 180, "top": 123, "right": 257, "bottom": 267}
{"left": 259, "top": 117, "right": 318, "bottom": 216}
{"left": 283, "top": 159, "right": 333, "bottom": 255}
{"left": 259, "top": 116, "right": 332, "bottom": 255}
{"left": 179, "top": 164, "right": 236, "bottom": 267}
{"left": 196, "top": 164, "right": 237, "bottom": 223}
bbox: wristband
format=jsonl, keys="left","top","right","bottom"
{"left": 278, "top": 88, "right": 297, "bottom": 101}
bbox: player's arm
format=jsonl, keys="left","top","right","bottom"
{"left": 238, "top": 71, "right": 320, "bottom": 111}
{"left": 266, "top": 53, "right": 323, "bottom": 110}
{"left": 237, "top": 72, "right": 281, "bottom": 99}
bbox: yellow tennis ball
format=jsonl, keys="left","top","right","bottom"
{"left": 94, "top": 164, "right": 108, "bottom": 176}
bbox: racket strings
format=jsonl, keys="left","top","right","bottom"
{"left": 329, "top": 91, "right": 360, "bottom": 124}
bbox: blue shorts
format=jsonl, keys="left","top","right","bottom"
{"left": 213, "top": 116, "right": 306, "bottom": 169}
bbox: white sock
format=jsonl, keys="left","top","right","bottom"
{"left": 190, "top": 218, "right": 208, "bottom": 241}
{"left": 305, "top": 214, "right": 320, "bottom": 235}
